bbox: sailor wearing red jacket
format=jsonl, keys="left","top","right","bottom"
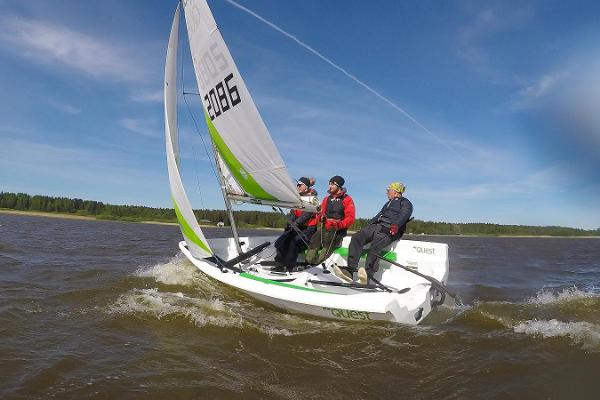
{"left": 305, "top": 175, "right": 356, "bottom": 265}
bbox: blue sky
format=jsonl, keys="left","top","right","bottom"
{"left": 0, "top": 0, "right": 599, "bottom": 229}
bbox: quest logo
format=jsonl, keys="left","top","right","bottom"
{"left": 324, "top": 307, "right": 372, "bottom": 321}
{"left": 413, "top": 246, "right": 435, "bottom": 255}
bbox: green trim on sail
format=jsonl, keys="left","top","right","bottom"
{"left": 204, "top": 112, "right": 277, "bottom": 201}
{"left": 173, "top": 199, "right": 211, "bottom": 254}
{"left": 239, "top": 272, "right": 328, "bottom": 293}
{"left": 333, "top": 247, "right": 397, "bottom": 262}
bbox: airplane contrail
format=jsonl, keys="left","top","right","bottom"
{"left": 223, "top": 0, "right": 461, "bottom": 157}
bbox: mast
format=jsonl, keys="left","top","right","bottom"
{"left": 212, "top": 143, "right": 243, "bottom": 255}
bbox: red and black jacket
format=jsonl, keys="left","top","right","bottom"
{"left": 317, "top": 188, "right": 356, "bottom": 234}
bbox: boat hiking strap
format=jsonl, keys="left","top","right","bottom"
{"left": 307, "top": 279, "right": 410, "bottom": 294}
{"left": 374, "top": 254, "right": 463, "bottom": 306}
{"left": 219, "top": 241, "right": 271, "bottom": 273}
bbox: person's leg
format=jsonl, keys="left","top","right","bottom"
{"left": 284, "top": 231, "right": 306, "bottom": 263}
{"left": 304, "top": 228, "right": 323, "bottom": 264}
{"left": 365, "top": 233, "right": 396, "bottom": 272}
{"left": 287, "top": 226, "right": 316, "bottom": 263}
{"left": 357, "top": 232, "right": 396, "bottom": 284}
{"left": 303, "top": 226, "right": 317, "bottom": 244}
{"left": 274, "top": 230, "right": 292, "bottom": 262}
{"left": 347, "top": 224, "right": 378, "bottom": 269}
{"left": 316, "top": 229, "right": 339, "bottom": 264}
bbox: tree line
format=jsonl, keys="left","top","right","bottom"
{"left": 1, "top": 192, "right": 599, "bottom": 236}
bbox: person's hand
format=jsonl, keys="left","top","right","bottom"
{"left": 326, "top": 219, "right": 340, "bottom": 230}
{"left": 389, "top": 224, "right": 399, "bottom": 236}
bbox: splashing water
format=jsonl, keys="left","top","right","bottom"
{"left": 135, "top": 254, "right": 200, "bottom": 287}
{"left": 514, "top": 319, "right": 600, "bottom": 352}
{"left": 528, "top": 287, "right": 597, "bottom": 305}
{"left": 108, "top": 288, "right": 245, "bottom": 328}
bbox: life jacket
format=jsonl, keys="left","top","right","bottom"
{"left": 318, "top": 188, "right": 355, "bottom": 233}
{"left": 325, "top": 193, "right": 347, "bottom": 220}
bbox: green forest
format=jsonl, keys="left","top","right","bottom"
{"left": 1, "top": 192, "right": 599, "bottom": 237}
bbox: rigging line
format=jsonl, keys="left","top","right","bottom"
{"left": 177, "top": 16, "right": 206, "bottom": 208}
{"left": 182, "top": 90, "right": 222, "bottom": 193}
{"left": 177, "top": 16, "right": 222, "bottom": 193}
{"left": 222, "top": 0, "right": 463, "bottom": 160}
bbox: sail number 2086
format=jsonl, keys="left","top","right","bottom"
{"left": 203, "top": 73, "right": 241, "bottom": 121}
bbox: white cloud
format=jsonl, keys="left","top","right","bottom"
{"left": 0, "top": 136, "right": 168, "bottom": 206}
{"left": 414, "top": 163, "right": 572, "bottom": 202}
{"left": 511, "top": 68, "right": 572, "bottom": 109}
{"left": 130, "top": 90, "right": 163, "bottom": 103}
{"left": 456, "top": 5, "right": 533, "bottom": 85}
{"left": 0, "top": 15, "right": 148, "bottom": 82}
{"left": 47, "top": 99, "right": 81, "bottom": 115}
{"left": 120, "top": 118, "right": 160, "bottom": 138}
{"left": 1, "top": 136, "right": 125, "bottom": 178}
{"left": 511, "top": 54, "right": 600, "bottom": 148}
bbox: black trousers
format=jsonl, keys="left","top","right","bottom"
{"left": 347, "top": 224, "right": 397, "bottom": 272}
{"left": 275, "top": 226, "right": 316, "bottom": 263}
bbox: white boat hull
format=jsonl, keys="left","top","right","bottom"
{"left": 179, "top": 235, "right": 449, "bottom": 325}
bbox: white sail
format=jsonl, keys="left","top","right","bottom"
{"left": 216, "top": 151, "right": 244, "bottom": 196}
{"left": 182, "top": 0, "right": 314, "bottom": 210}
{"left": 165, "top": 5, "right": 212, "bottom": 258}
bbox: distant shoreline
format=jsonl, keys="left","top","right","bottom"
{"left": 2, "top": 209, "right": 598, "bottom": 238}
{"left": 0, "top": 209, "right": 178, "bottom": 226}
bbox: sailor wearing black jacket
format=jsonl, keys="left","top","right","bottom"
{"left": 333, "top": 182, "right": 413, "bottom": 285}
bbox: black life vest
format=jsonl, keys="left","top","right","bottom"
{"left": 325, "top": 194, "right": 346, "bottom": 220}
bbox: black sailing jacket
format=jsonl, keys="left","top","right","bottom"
{"left": 369, "top": 197, "right": 413, "bottom": 235}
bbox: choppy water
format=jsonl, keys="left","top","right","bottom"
{"left": 1, "top": 213, "right": 600, "bottom": 399}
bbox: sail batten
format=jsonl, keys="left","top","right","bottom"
{"left": 183, "top": 0, "right": 304, "bottom": 208}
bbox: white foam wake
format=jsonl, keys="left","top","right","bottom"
{"left": 136, "top": 254, "right": 200, "bottom": 287}
{"left": 109, "top": 288, "right": 244, "bottom": 328}
{"left": 527, "top": 287, "right": 597, "bottom": 305}
{"left": 514, "top": 319, "right": 600, "bottom": 352}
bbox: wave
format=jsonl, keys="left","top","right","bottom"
{"left": 108, "top": 288, "right": 246, "bottom": 329}
{"left": 120, "top": 256, "right": 600, "bottom": 349}
{"left": 514, "top": 319, "right": 600, "bottom": 352}
{"left": 527, "top": 287, "right": 599, "bottom": 305}
{"left": 135, "top": 253, "right": 201, "bottom": 287}
{"left": 441, "top": 287, "right": 600, "bottom": 352}
{"left": 106, "top": 287, "right": 357, "bottom": 337}
{"left": 111, "top": 255, "right": 351, "bottom": 336}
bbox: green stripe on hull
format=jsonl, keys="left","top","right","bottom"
{"left": 173, "top": 199, "right": 211, "bottom": 254}
{"left": 239, "top": 273, "right": 328, "bottom": 293}
{"left": 333, "top": 247, "right": 397, "bottom": 262}
{"left": 204, "top": 112, "right": 277, "bottom": 201}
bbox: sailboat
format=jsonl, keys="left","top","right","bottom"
{"left": 164, "top": 0, "right": 451, "bottom": 325}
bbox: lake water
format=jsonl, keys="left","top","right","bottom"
{"left": 1, "top": 213, "right": 600, "bottom": 399}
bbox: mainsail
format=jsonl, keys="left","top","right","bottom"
{"left": 165, "top": 5, "right": 213, "bottom": 258}
{"left": 182, "top": 0, "right": 314, "bottom": 210}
